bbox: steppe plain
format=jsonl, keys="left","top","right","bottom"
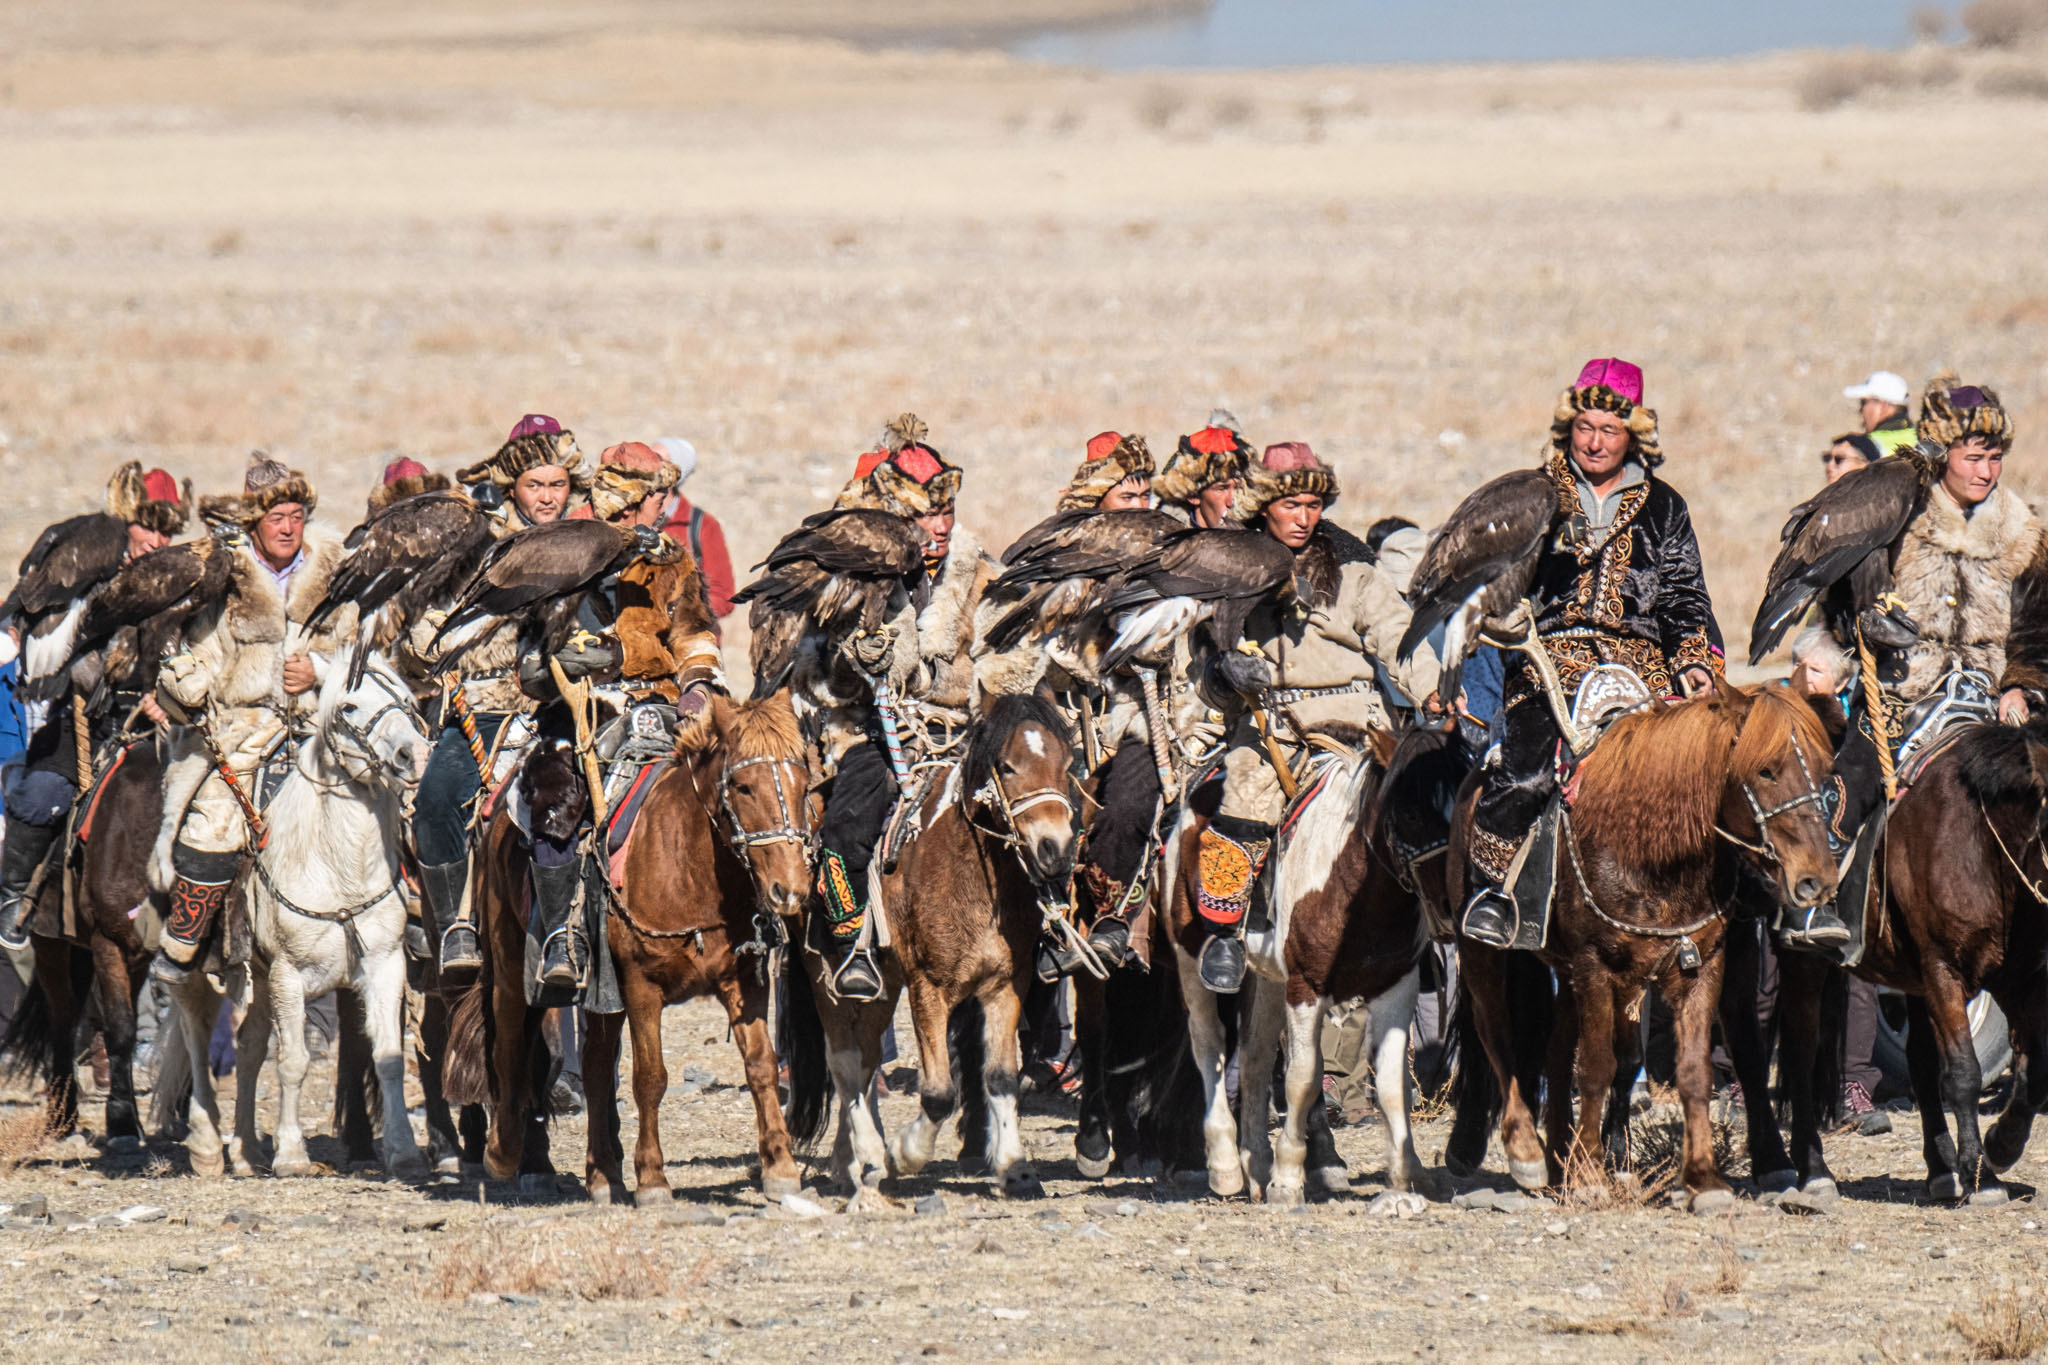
{"left": 5, "top": 2, "right": 2048, "bottom": 1360}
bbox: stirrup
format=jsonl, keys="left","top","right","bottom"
{"left": 1459, "top": 889, "right": 1515, "bottom": 949}
{"left": 1780, "top": 904, "right": 1851, "bottom": 950}
{"left": 1085, "top": 915, "right": 1130, "bottom": 965}
{"left": 832, "top": 946, "right": 885, "bottom": 1003}
{"left": 1197, "top": 934, "right": 1245, "bottom": 993}
{"left": 439, "top": 921, "right": 483, "bottom": 978}
{"left": 538, "top": 926, "right": 585, "bottom": 989}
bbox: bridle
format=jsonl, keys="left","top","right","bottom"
{"left": 1714, "top": 727, "right": 1827, "bottom": 865}
{"left": 716, "top": 752, "right": 816, "bottom": 856}
{"left": 968, "top": 765, "right": 1077, "bottom": 856}
{"left": 320, "top": 664, "right": 428, "bottom": 790}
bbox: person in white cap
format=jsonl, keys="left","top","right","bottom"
{"left": 651, "top": 438, "right": 735, "bottom": 629}
{"left": 1843, "top": 370, "right": 1917, "bottom": 456}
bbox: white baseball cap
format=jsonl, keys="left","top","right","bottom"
{"left": 1843, "top": 371, "right": 1910, "bottom": 406}
{"left": 652, "top": 437, "right": 697, "bottom": 483}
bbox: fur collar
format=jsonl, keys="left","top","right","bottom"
{"left": 917, "top": 528, "right": 986, "bottom": 663}
{"left": 1904, "top": 485, "right": 2040, "bottom": 570}
{"left": 224, "top": 525, "right": 346, "bottom": 641}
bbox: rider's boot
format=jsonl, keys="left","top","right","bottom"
{"left": 531, "top": 857, "right": 586, "bottom": 991}
{"left": 1459, "top": 826, "right": 1520, "bottom": 950}
{"left": 1082, "top": 866, "right": 1140, "bottom": 966}
{"left": 1780, "top": 778, "right": 1856, "bottom": 950}
{"left": 1195, "top": 816, "right": 1272, "bottom": 993}
{"left": 817, "top": 848, "right": 884, "bottom": 1002}
{"left": 153, "top": 844, "right": 240, "bottom": 981}
{"left": 421, "top": 857, "right": 482, "bottom": 986}
{"left": 0, "top": 816, "right": 63, "bottom": 950}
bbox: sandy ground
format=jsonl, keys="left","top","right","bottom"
{"left": 2, "top": 994, "right": 2045, "bottom": 1363}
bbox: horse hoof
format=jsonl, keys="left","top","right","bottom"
{"left": 1508, "top": 1158, "right": 1549, "bottom": 1192}
{"left": 760, "top": 1174, "right": 803, "bottom": 1201}
{"left": 1756, "top": 1169, "right": 1798, "bottom": 1195}
{"left": 433, "top": 1155, "right": 464, "bottom": 1177}
{"left": 1311, "top": 1164, "right": 1350, "bottom": 1195}
{"left": 634, "top": 1185, "right": 674, "bottom": 1208}
{"left": 1969, "top": 1184, "right": 2011, "bottom": 1207}
{"left": 1392, "top": 1166, "right": 1445, "bottom": 1200}
{"left": 1266, "top": 1182, "right": 1306, "bottom": 1211}
{"left": 104, "top": 1134, "right": 144, "bottom": 1156}
{"left": 460, "top": 1161, "right": 488, "bottom": 1181}
{"left": 1441, "top": 1148, "right": 1479, "bottom": 1180}
{"left": 1208, "top": 1165, "right": 1246, "bottom": 1199}
{"left": 191, "top": 1150, "right": 226, "bottom": 1180}
{"left": 390, "top": 1155, "right": 429, "bottom": 1183}
{"left": 998, "top": 1170, "right": 1044, "bottom": 1200}
{"left": 1689, "top": 1188, "right": 1736, "bottom": 1216}
{"left": 515, "top": 1172, "right": 557, "bottom": 1199}
{"left": 274, "top": 1160, "right": 317, "bottom": 1179}
{"left": 1075, "top": 1151, "right": 1113, "bottom": 1180}
{"left": 485, "top": 1154, "right": 518, "bottom": 1183}
{"left": 1800, "top": 1176, "right": 1840, "bottom": 1203}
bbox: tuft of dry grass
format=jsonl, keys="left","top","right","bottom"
{"left": 1135, "top": 83, "right": 1184, "bottom": 131}
{"left": 1209, "top": 94, "right": 1254, "bottom": 128}
{"left": 1977, "top": 64, "right": 2048, "bottom": 97}
{"left": 1951, "top": 1286, "right": 2048, "bottom": 1359}
{"left": 429, "top": 1219, "right": 707, "bottom": 1302}
{"left": 0, "top": 1105, "right": 58, "bottom": 1174}
{"left": 1797, "top": 51, "right": 1908, "bottom": 110}
{"left": 1914, "top": 2, "right": 1953, "bottom": 42}
{"left": 1962, "top": 0, "right": 2048, "bottom": 47}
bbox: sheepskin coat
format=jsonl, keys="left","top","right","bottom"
{"left": 1884, "top": 484, "right": 2043, "bottom": 701}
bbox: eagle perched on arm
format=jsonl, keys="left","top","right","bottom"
{"left": 1396, "top": 467, "right": 1559, "bottom": 699}
{"left": 980, "top": 507, "right": 1183, "bottom": 656}
{"left": 1093, "top": 526, "right": 1301, "bottom": 676}
{"left": 306, "top": 487, "right": 495, "bottom": 672}
{"left": 1746, "top": 453, "right": 1929, "bottom": 664}
{"left": 732, "top": 508, "right": 925, "bottom": 699}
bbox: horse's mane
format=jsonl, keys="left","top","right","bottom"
{"left": 1729, "top": 685, "right": 1832, "bottom": 797}
{"left": 677, "top": 693, "right": 806, "bottom": 762}
{"left": 1952, "top": 720, "right": 2048, "bottom": 810}
{"left": 962, "top": 692, "right": 1070, "bottom": 799}
{"left": 1573, "top": 691, "right": 1743, "bottom": 869}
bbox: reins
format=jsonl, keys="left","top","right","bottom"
{"left": 1980, "top": 799, "right": 2048, "bottom": 904}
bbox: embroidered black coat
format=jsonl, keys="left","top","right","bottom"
{"left": 1523, "top": 453, "right": 1720, "bottom": 698}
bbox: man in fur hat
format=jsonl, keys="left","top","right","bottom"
{"left": 424, "top": 415, "right": 590, "bottom": 981}
{"left": 147, "top": 453, "right": 356, "bottom": 976}
{"left": 366, "top": 455, "right": 451, "bottom": 519}
{"left": 1156, "top": 412, "right": 1253, "bottom": 529}
{"left": 0, "top": 463, "right": 192, "bottom": 950}
{"left": 1461, "top": 359, "right": 1721, "bottom": 951}
{"left": 804, "top": 415, "right": 992, "bottom": 1001}
{"left": 1192, "top": 443, "right": 1438, "bottom": 990}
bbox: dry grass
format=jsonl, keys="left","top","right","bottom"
{"left": 1913, "top": 3, "right": 1954, "bottom": 42}
{"left": 1135, "top": 83, "right": 1185, "bottom": 131}
{"left": 1962, "top": 0, "right": 2048, "bottom": 47}
{"left": 429, "top": 1219, "right": 707, "bottom": 1302}
{"left": 1978, "top": 64, "right": 2048, "bottom": 96}
{"left": 1950, "top": 1285, "right": 2048, "bottom": 1360}
{"left": 0, "top": 1105, "right": 58, "bottom": 1174}
{"left": 1797, "top": 51, "right": 1908, "bottom": 110}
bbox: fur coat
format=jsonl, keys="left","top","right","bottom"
{"left": 1884, "top": 484, "right": 2043, "bottom": 700}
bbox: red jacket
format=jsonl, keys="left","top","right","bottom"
{"left": 661, "top": 494, "right": 735, "bottom": 621}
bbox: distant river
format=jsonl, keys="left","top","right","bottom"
{"left": 1009, "top": 0, "right": 1926, "bottom": 67}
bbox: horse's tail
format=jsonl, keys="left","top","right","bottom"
{"left": 1107, "top": 956, "right": 1214, "bottom": 1173}
{"left": 780, "top": 950, "right": 831, "bottom": 1149}
{"left": 440, "top": 984, "right": 492, "bottom": 1107}
{"left": 0, "top": 966, "right": 63, "bottom": 1088}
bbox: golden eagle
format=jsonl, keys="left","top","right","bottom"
{"left": 733, "top": 508, "right": 926, "bottom": 697}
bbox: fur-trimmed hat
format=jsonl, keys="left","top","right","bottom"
{"left": 199, "top": 451, "right": 318, "bottom": 529}
{"left": 587, "top": 442, "right": 681, "bottom": 521}
{"left": 105, "top": 460, "right": 193, "bottom": 537}
{"left": 1917, "top": 370, "right": 2015, "bottom": 453}
{"left": 1547, "top": 357, "right": 1663, "bottom": 470}
{"left": 1232, "top": 441, "right": 1340, "bottom": 525}
{"left": 367, "top": 456, "right": 452, "bottom": 515}
{"left": 1057, "top": 432, "right": 1154, "bottom": 511}
{"left": 1156, "top": 410, "right": 1254, "bottom": 504}
{"left": 454, "top": 413, "right": 592, "bottom": 492}
{"left": 831, "top": 414, "right": 962, "bottom": 518}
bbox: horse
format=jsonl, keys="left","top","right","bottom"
{"left": 161, "top": 650, "right": 432, "bottom": 1180}
{"left": 2, "top": 733, "right": 168, "bottom": 1147}
{"left": 1767, "top": 718, "right": 2048, "bottom": 1204}
{"left": 581, "top": 691, "right": 815, "bottom": 1205}
{"left": 1451, "top": 682, "right": 1837, "bottom": 1210}
{"left": 1161, "top": 722, "right": 1449, "bottom": 1205}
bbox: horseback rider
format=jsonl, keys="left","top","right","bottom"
{"left": 1804, "top": 375, "right": 2040, "bottom": 943}
{"left": 808, "top": 415, "right": 992, "bottom": 1002}
{"left": 1156, "top": 412, "right": 1254, "bottom": 529}
{"left": 148, "top": 453, "right": 356, "bottom": 978}
{"left": 1460, "top": 358, "right": 1722, "bottom": 951}
{"left": 1194, "top": 442, "right": 1439, "bottom": 990}
{"left": 0, "top": 464, "right": 192, "bottom": 950}
{"left": 422, "top": 414, "right": 590, "bottom": 983}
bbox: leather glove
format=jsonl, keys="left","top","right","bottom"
{"left": 1212, "top": 647, "right": 1276, "bottom": 698}
{"left": 843, "top": 628, "right": 895, "bottom": 674}
{"left": 1856, "top": 602, "right": 1918, "bottom": 651}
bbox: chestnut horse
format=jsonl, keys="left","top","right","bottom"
{"left": 1770, "top": 719, "right": 2048, "bottom": 1204}
{"left": 1452, "top": 683, "right": 1837, "bottom": 1210}
{"left": 583, "top": 692, "right": 815, "bottom": 1205}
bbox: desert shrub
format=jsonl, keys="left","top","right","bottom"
{"left": 1961, "top": 0, "right": 2048, "bottom": 47}
{"left": 1977, "top": 63, "right": 2048, "bottom": 95}
{"left": 430, "top": 1220, "right": 691, "bottom": 1302}
{"left": 1797, "top": 51, "right": 1908, "bottom": 109}
{"left": 1951, "top": 1286, "right": 2048, "bottom": 1360}
{"left": 1913, "top": 3, "right": 1952, "bottom": 41}
{"left": 1135, "top": 84, "right": 1184, "bottom": 131}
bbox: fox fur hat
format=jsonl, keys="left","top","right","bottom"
{"left": 1547, "top": 357, "right": 1663, "bottom": 470}
{"left": 832, "top": 413, "right": 962, "bottom": 518}
{"left": 1917, "top": 370, "right": 2015, "bottom": 454}
{"left": 1156, "top": 409, "right": 1254, "bottom": 505}
{"left": 455, "top": 413, "right": 592, "bottom": 492}
{"left": 1232, "top": 441, "right": 1340, "bottom": 526}
{"left": 105, "top": 460, "right": 193, "bottom": 536}
{"left": 199, "top": 451, "right": 318, "bottom": 529}
{"left": 587, "top": 442, "right": 681, "bottom": 522}
{"left": 1057, "top": 432, "right": 1154, "bottom": 511}
{"left": 367, "top": 456, "right": 451, "bottom": 515}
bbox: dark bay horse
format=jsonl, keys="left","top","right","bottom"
{"left": 583, "top": 691, "right": 815, "bottom": 1206}
{"left": 1452, "top": 683, "right": 1837, "bottom": 1209}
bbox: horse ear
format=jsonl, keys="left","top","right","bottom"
{"left": 1797, "top": 682, "right": 1848, "bottom": 745}
{"left": 1365, "top": 724, "right": 1400, "bottom": 769}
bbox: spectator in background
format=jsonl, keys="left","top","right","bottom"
{"left": 1843, "top": 371, "right": 1917, "bottom": 456}
{"left": 1822, "top": 432, "right": 1881, "bottom": 484}
{"left": 652, "top": 438, "right": 736, "bottom": 628}
{"left": 0, "top": 628, "right": 31, "bottom": 1017}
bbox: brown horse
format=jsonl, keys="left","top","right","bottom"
{"left": 3, "top": 735, "right": 165, "bottom": 1148}
{"left": 582, "top": 692, "right": 815, "bottom": 1205}
{"left": 1452, "top": 682, "right": 1837, "bottom": 1209}
{"left": 875, "top": 693, "right": 1078, "bottom": 1196}
{"left": 1773, "top": 719, "right": 2048, "bottom": 1204}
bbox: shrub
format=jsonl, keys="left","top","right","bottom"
{"left": 1961, "top": 0, "right": 2048, "bottom": 47}
{"left": 1912, "top": 3, "right": 1952, "bottom": 41}
{"left": 1977, "top": 63, "right": 2048, "bottom": 95}
{"left": 1135, "top": 84, "right": 1184, "bottom": 131}
{"left": 1797, "top": 51, "right": 1907, "bottom": 109}
{"left": 1951, "top": 1286, "right": 2048, "bottom": 1360}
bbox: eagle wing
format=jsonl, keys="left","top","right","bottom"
{"left": 1398, "top": 467, "right": 1558, "bottom": 666}
{"left": 734, "top": 509, "right": 925, "bottom": 696}
{"left": 983, "top": 508, "right": 1182, "bottom": 653}
{"left": 1747, "top": 455, "right": 1927, "bottom": 663}
{"left": 76, "top": 534, "right": 232, "bottom": 651}
{"left": 2, "top": 513, "right": 129, "bottom": 623}
{"left": 1094, "top": 527, "right": 1298, "bottom": 674}
{"left": 312, "top": 490, "right": 495, "bottom": 662}
{"left": 429, "top": 519, "right": 642, "bottom": 660}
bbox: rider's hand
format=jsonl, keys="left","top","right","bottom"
{"left": 281, "top": 654, "right": 318, "bottom": 696}
{"left": 138, "top": 694, "right": 169, "bottom": 727}
{"left": 675, "top": 684, "right": 711, "bottom": 723}
{"left": 2001, "top": 687, "right": 2031, "bottom": 725}
{"left": 843, "top": 629, "right": 894, "bottom": 674}
{"left": 1679, "top": 667, "right": 1713, "bottom": 698}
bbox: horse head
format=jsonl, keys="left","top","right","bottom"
{"left": 964, "top": 693, "right": 1078, "bottom": 889}
{"left": 697, "top": 689, "right": 815, "bottom": 924}
{"left": 316, "top": 648, "right": 432, "bottom": 792}
{"left": 1720, "top": 682, "right": 1837, "bottom": 913}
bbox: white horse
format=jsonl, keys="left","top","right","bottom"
{"left": 1166, "top": 748, "right": 1437, "bottom": 1208}
{"left": 166, "top": 650, "right": 432, "bottom": 1179}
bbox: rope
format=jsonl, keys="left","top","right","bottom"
{"left": 1980, "top": 800, "right": 2048, "bottom": 904}
{"left": 1559, "top": 807, "right": 1721, "bottom": 939}
{"left": 1856, "top": 622, "right": 1897, "bottom": 803}
{"left": 71, "top": 693, "right": 92, "bottom": 793}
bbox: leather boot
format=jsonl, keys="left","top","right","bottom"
{"left": 1460, "top": 828, "right": 1519, "bottom": 949}
{"left": 1195, "top": 816, "right": 1272, "bottom": 994}
{"left": 156, "top": 845, "right": 240, "bottom": 974}
{"left": 420, "top": 858, "right": 481, "bottom": 986}
{"left": 816, "top": 848, "right": 883, "bottom": 1002}
{"left": 1781, "top": 780, "right": 1854, "bottom": 951}
{"left": 531, "top": 859, "right": 585, "bottom": 992}
{"left": 0, "top": 817, "right": 63, "bottom": 950}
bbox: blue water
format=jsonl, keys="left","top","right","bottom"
{"left": 1012, "top": 0, "right": 1926, "bottom": 68}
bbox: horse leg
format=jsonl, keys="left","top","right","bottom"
{"left": 228, "top": 971, "right": 274, "bottom": 1177}
{"left": 1458, "top": 942, "right": 1548, "bottom": 1189}
{"left": 1235, "top": 973, "right": 1284, "bottom": 1203}
{"left": 171, "top": 975, "right": 227, "bottom": 1177}
{"left": 1719, "top": 922, "right": 1796, "bottom": 1192}
{"left": 980, "top": 981, "right": 1039, "bottom": 1197}
{"left": 29, "top": 938, "right": 83, "bottom": 1137}
{"left": 88, "top": 937, "right": 143, "bottom": 1145}
{"left": 1667, "top": 955, "right": 1734, "bottom": 1210}
{"left": 1542, "top": 973, "right": 1582, "bottom": 1189}
{"left": 1601, "top": 990, "right": 1642, "bottom": 1174}
{"left": 517, "top": 1007, "right": 556, "bottom": 1194}
{"left": 1984, "top": 978, "right": 2048, "bottom": 1173}
{"left": 1922, "top": 970, "right": 1999, "bottom": 1202}
{"left": 482, "top": 964, "right": 531, "bottom": 1182}
{"left": 331, "top": 987, "right": 377, "bottom": 1166}
{"left": 1175, "top": 950, "right": 1245, "bottom": 1197}
{"left": 1903, "top": 995, "right": 1958, "bottom": 1196}
{"left": 726, "top": 969, "right": 803, "bottom": 1199}
{"left": 1070, "top": 972, "right": 1113, "bottom": 1180}
{"left": 890, "top": 977, "right": 958, "bottom": 1177}
{"left": 362, "top": 949, "right": 425, "bottom": 1181}
{"left": 822, "top": 991, "right": 891, "bottom": 1191}
{"left": 1265, "top": 992, "right": 1324, "bottom": 1209}
{"left": 581, "top": 1006, "right": 625, "bottom": 1204}
{"left": 1566, "top": 971, "right": 1616, "bottom": 1191}
{"left": 1369, "top": 969, "right": 1434, "bottom": 1196}
{"left": 415, "top": 992, "right": 463, "bottom": 1177}
{"left": 265, "top": 965, "right": 317, "bottom": 1177}
{"left": 1775, "top": 951, "right": 1837, "bottom": 1195}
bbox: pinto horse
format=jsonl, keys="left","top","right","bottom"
{"left": 1452, "top": 682, "right": 1837, "bottom": 1209}
{"left": 582, "top": 691, "right": 815, "bottom": 1205}
{"left": 1770, "top": 719, "right": 2048, "bottom": 1204}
